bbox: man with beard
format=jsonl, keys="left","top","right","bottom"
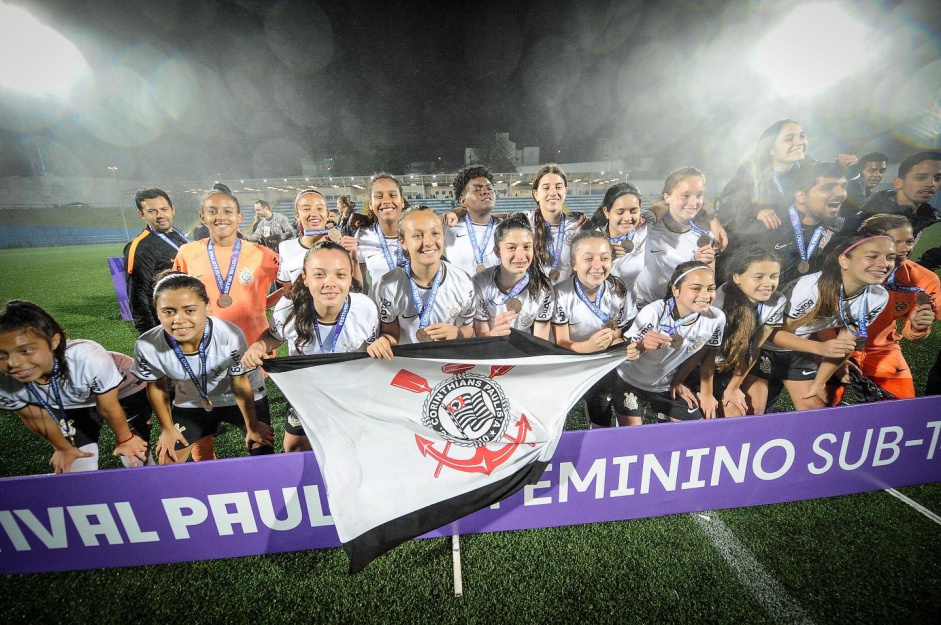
{"left": 721, "top": 162, "right": 847, "bottom": 286}
{"left": 246, "top": 200, "right": 295, "bottom": 250}
{"left": 859, "top": 151, "right": 941, "bottom": 240}
{"left": 124, "top": 188, "right": 189, "bottom": 334}
{"left": 842, "top": 152, "right": 888, "bottom": 215}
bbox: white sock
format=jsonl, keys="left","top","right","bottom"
{"left": 71, "top": 443, "right": 100, "bottom": 472}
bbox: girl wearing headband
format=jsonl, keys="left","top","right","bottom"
{"left": 242, "top": 242, "right": 380, "bottom": 452}
{"left": 277, "top": 189, "right": 362, "bottom": 302}
{"left": 615, "top": 261, "right": 726, "bottom": 424}
{"left": 472, "top": 213, "right": 554, "bottom": 339}
{"left": 552, "top": 231, "right": 640, "bottom": 427}
{"left": 633, "top": 167, "right": 717, "bottom": 308}
{"left": 131, "top": 271, "right": 274, "bottom": 463}
{"left": 0, "top": 300, "right": 150, "bottom": 473}
{"left": 849, "top": 215, "right": 939, "bottom": 399}
{"left": 752, "top": 235, "right": 894, "bottom": 411}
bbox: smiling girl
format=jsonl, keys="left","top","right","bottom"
{"left": 354, "top": 173, "right": 410, "bottom": 294}
{"left": 616, "top": 261, "right": 726, "bottom": 424}
{"left": 370, "top": 207, "right": 476, "bottom": 354}
{"left": 633, "top": 167, "right": 716, "bottom": 308}
{"left": 589, "top": 182, "right": 648, "bottom": 288}
{"left": 552, "top": 231, "right": 640, "bottom": 427}
{"left": 754, "top": 235, "right": 894, "bottom": 411}
{"left": 242, "top": 242, "right": 380, "bottom": 451}
{"left": 472, "top": 213, "right": 554, "bottom": 339}
{"left": 529, "top": 164, "right": 585, "bottom": 284}
{"left": 0, "top": 300, "right": 150, "bottom": 473}
{"left": 131, "top": 272, "right": 274, "bottom": 463}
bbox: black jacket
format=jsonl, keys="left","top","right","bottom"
{"left": 859, "top": 189, "right": 941, "bottom": 236}
{"left": 123, "top": 228, "right": 189, "bottom": 334}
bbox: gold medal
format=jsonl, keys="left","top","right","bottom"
{"left": 218, "top": 294, "right": 233, "bottom": 308}
{"left": 549, "top": 269, "right": 560, "bottom": 282}
{"left": 621, "top": 240, "right": 634, "bottom": 253}
{"left": 696, "top": 234, "right": 712, "bottom": 248}
{"left": 327, "top": 229, "right": 342, "bottom": 242}
{"left": 798, "top": 260, "right": 810, "bottom": 274}
{"left": 201, "top": 396, "right": 213, "bottom": 412}
{"left": 506, "top": 298, "right": 523, "bottom": 313}
{"left": 416, "top": 328, "right": 432, "bottom": 342}
{"left": 670, "top": 333, "right": 684, "bottom": 349}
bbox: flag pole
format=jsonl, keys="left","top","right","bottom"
{"left": 451, "top": 533, "right": 464, "bottom": 597}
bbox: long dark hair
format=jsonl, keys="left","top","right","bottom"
{"left": 531, "top": 164, "right": 567, "bottom": 269}
{"left": 569, "top": 230, "right": 627, "bottom": 299}
{"left": 716, "top": 246, "right": 781, "bottom": 373}
{"left": 152, "top": 270, "right": 210, "bottom": 307}
{"left": 0, "top": 300, "right": 69, "bottom": 382}
{"left": 663, "top": 261, "right": 712, "bottom": 301}
{"left": 287, "top": 241, "right": 362, "bottom": 353}
{"left": 493, "top": 212, "right": 553, "bottom": 300}
{"left": 590, "top": 182, "right": 642, "bottom": 230}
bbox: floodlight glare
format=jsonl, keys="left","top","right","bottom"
{"left": 751, "top": 3, "right": 868, "bottom": 96}
{"left": 0, "top": 3, "right": 89, "bottom": 98}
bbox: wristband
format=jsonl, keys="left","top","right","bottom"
{"left": 116, "top": 434, "right": 135, "bottom": 445}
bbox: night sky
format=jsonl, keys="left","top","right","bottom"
{"left": 1, "top": 0, "right": 939, "bottom": 182}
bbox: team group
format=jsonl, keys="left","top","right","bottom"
{"left": 1, "top": 119, "right": 940, "bottom": 473}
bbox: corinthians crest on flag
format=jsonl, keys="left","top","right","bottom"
{"left": 264, "top": 331, "right": 627, "bottom": 573}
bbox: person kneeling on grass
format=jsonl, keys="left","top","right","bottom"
{"left": 0, "top": 300, "right": 151, "bottom": 473}
{"left": 131, "top": 271, "right": 273, "bottom": 463}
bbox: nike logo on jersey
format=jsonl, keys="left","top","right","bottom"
{"left": 774, "top": 243, "right": 790, "bottom": 249}
{"left": 649, "top": 249, "right": 665, "bottom": 254}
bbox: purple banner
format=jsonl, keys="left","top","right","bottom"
{"left": 1, "top": 397, "right": 939, "bottom": 574}
{"left": 107, "top": 256, "right": 133, "bottom": 322}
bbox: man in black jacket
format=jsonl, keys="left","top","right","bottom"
{"left": 123, "top": 188, "right": 189, "bottom": 334}
{"left": 858, "top": 151, "right": 941, "bottom": 238}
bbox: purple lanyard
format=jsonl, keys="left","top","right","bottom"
{"left": 149, "top": 227, "right": 187, "bottom": 252}
{"left": 573, "top": 278, "right": 611, "bottom": 323}
{"left": 544, "top": 218, "right": 567, "bottom": 269}
{"left": 312, "top": 298, "right": 351, "bottom": 354}
{"left": 464, "top": 215, "right": 495, "bottom": 267}
{"left": 838, "top": 285, "right": 870, "bottom": 341}
{"left": 787, "top": 205, "right": 824, "bottom": 264}
{"left": 658, "top": 297, "right": 699, "bottom": 334}
{"left": 488, "top": 272, "right": 530, "bottom": 307}
{"left": 377, "top": 224, "right": 405, "bottom": 271}
{"left": 25, "top": 358, "right": 72, "bottom": 443}
{"left": 207, "top": 239, "right": 241, "bottom": 296}
{"left": 406, "top": 261, "right": 444, "bottom": 328}
{"left": 167, "top": 323, "right": 211, "bottom": 400}
{"left": 884, "top": 267, "right": 922, "bottom": 293}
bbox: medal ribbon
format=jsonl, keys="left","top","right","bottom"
{"left": 607, "top": 222, "right": 636, "bottom": 245}
{"left": 772, "top": 172, "right": 785, "bottom": 196}
{"left": 658, "top": 297, "right": 699, "bottom": 335}
{"left": 488, "top": 272, "right": 530, "bottom": 307}
{"left": 149, "top": 227, "right": 188, "bottom": 252}
{"left": 787, "top": 205, "right": 824, "bottom": 265}
{"left": 464, "top": 215, "right": 495, "bottom": 267}
{"left": 838, "top": 284, "right": 871, "bottom": 341}
{"left": 312, "top": 297, "right": 350, "bottom": 354}
{"left": 25, "top": 358, "right": 72, "bottom": 443}
{"left": 884, "top": 267, "right": 923, "bottom": 293}
{"left": 406, "top": 261, "right": 444, "bottom": 328}
{"left": 207, "top": 239, "right": 241, "bottom": 297}
{"left": 377, "top": 224, "right": 405, "bottom": 271}
{"left": 544, "top": 218, "right": 567, "bottom": 270}
{"left": 167, "top": 323, "right": 211, "bottom": 401}
{"left": 574, "top": 278, "right": 611, "bottom": 323}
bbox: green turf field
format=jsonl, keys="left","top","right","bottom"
{"left": 1, "top": 243, "right": 940, "bottom": 624}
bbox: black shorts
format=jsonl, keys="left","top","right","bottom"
{"left": 751, "top": 349, "right": 818, "bottom": 382}
{"left": 612, "top": 377, "right": 703, "bottom": 421}
{"left": 171, "top": 396, "right": 271, "bottom": 449}
{"left": 284, "top": 405, "right": 307, "bottom": 437}
{"left": 56, "top": 406, "right": 103, "bottom": 448}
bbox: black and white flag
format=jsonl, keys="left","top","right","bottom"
{"left": 264, "top": 331, "right": 626, "bottom": 572}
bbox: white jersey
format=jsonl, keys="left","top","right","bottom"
{"left": 472, "top": 266, "right": 553, "bottom": 332}
{"left": 609, "top": 225, "right": 649, "bottom": 290}
{"left": 445, "top": 217, "right": 500, "bottom": 276}
{"left": 269, "top": 293, "right": 379, "bottom": 355}
{"left": 619, "top": 300, "right": 726, "bottom": 392}
{"left": 131, "top": 317, "right": 265, "bottom": 408}
{"left": 524, "top": 210, "right": 582, "bottom": 284}
{"left": 373, "top": 262, "right": 477, "bottom": 345}
{"left": 765, "top": 272, "right": 889, "bottom": 352}
{"left": 0, "top": 340, "right": 145, "bottom": 411}
{"left": 713, "top": 284, "right": 787, "bottom": 328}
{"left": 277, "top": 237, "right": 314, "bottom": 286}
{"left": 355, "top": 223, "right": 404, "bottom": 294}
{"left": 633, "top": 216, "right": 704, "bottom": 306}
{"left": 552, "top": 276, "right": 638, "bottom": 343}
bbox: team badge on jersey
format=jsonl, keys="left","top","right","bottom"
{"left": 894, "top": 300, "right": 910, "bottom": 314}
{"left": 622, "top": 392, "right": 639, "bottom": 411}
{"left": 238, "top": 268, "right": 254, "bottom": 284}
{"left": 689, "top": 336, "right": 707, "bottom": 352}
{"left": 391, "top": 364, "right": 531, "bottom": 475}
{"left": 445, "top": 301, "right": 463, "bottom": 321}
{"left": 519, "top": 313, "right": 535, "bottom": 329}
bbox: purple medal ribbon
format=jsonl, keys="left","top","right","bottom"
{"left": 488, "top": 272, "right": 530, "bottom": 307}
{"left": 544, "top": 218, "right": 567, "bottom": 271}
{"left": 573, "top": 277, "right": 611, "bottom": 324}
{"left": 149, "top": 227, "right": 188, "bottom": 252}
{"left": 607, "top": 222, "right": 636, "bottom": 246}
{"left": 377, "top": 224, "right": 405, "bottom": 271}
{"left": 787, "top": 205, "right": 824, "bottom": 266}
{"left": 884, "top": 267, "right": 923, "bottom": 293}
{"left": 406, "top": 260, "right": 444, "bottom": 328}
{"left": 464, "top": 215, "right": 495, "bottom": 268}
{"left": 838, "top": 284, "right": 871, "bottom": 343}
{"left": 312, "top": 297, "right": 351, "bottom": 354}
{"left": 207, "top": 239, "right": 241, "bottom": 298}
{"left": 658, "top": 297, "right": 699, "bottom": 335}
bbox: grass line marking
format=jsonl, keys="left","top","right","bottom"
{"left": 884, "top": 488, "right": 941, "bottom": 526}
{"left": 692, "top": 513, "right": 815, "bottom": 625}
